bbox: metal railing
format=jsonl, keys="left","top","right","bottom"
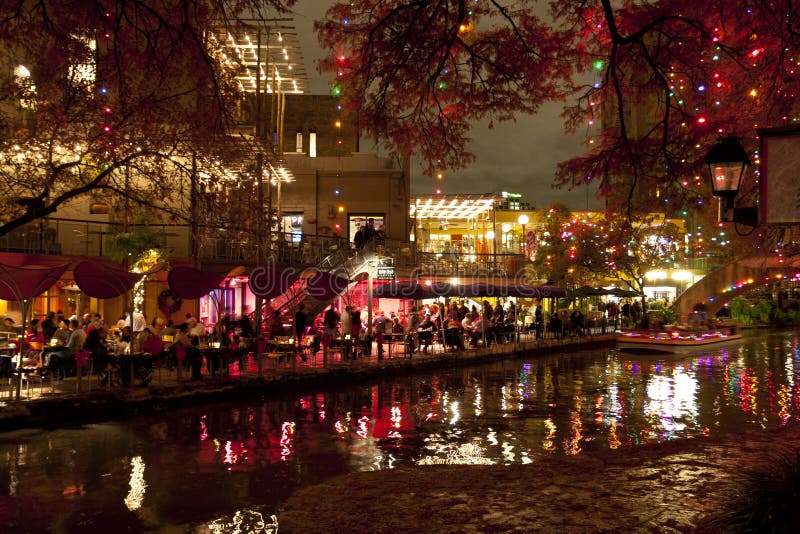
{"left": 0, "top": 218, "right": 533, "bottom": 280}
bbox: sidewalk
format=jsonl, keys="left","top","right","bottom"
{"left": 0, "top": 333, "right": 615, "bottom": 431}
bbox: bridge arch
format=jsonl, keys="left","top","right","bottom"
{"left": 673, "top": 254, "right": 799, "bottom": 321}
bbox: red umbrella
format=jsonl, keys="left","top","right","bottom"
{"left": 0, "top": 261, "right": 69, "bottom": 400}
{"left": 248, "top": 265, "right": 300, "bottom": 299}
{"left": 167, "top": 265, "right": 226, "bottom": 299}
{"left": 73, "top": 260, "right": 140, "bottom": 298}
{"left": 0, "top": 262, "right": 69, "bottom": 302}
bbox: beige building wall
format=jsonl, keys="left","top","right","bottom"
{"left": 282, "top": 152, "right": 410, "bottom": 242}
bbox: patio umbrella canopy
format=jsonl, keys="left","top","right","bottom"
{"left": 168, "top": 266, "right": 227, "bottom": 299}
{"left": 305, "top": 271, "right": 351, "bottom": 301}
{"left": 570, "top": 285, "right": 638, "bottom": 298}
{"left": 73, "top": 260, "right": 140, "bottom": 299}
{"left": 455, "top": 282, "right": 566, "bottom": 299}
{"left": 0, "top": 262, "right": 70, "bottom": 301}
{"left": 373, "top": 281, "right": 444, "bottom": 300}
{"left": 248, "top": 265, "right": 300, "bottom": 300}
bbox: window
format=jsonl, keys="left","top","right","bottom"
{"left": 349, "top": 215, "right": 384, "bottom": 240}
{"left": 281, "top": 214, "right": 304, "bottom": 243}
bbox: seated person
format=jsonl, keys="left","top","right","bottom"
{"left": 84, "top": 327, "right": 111, "bottom": 384}
{"left": 444, "top": 317, "right": 465, "bottom": 350}
{"left": 140, "top": 326, "right": 165, "bottom": 356}
{"left": 417, "top": 313, "right": 435, "bottom": 353}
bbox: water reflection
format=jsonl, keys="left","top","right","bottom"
{"left": 1, "top": 329, "right": 799, "bottom": 530}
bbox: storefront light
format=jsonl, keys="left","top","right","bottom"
{"left": 645, "top": 270, "right": 668, "bottom": 281}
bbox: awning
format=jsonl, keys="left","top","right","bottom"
{"left": 249, "top": 265, "right": 300, "bottom": 299}
{"left": 373, "top": 281, "right": 443, "bottom": 300}
{"left": 570, "top": 285, "right": 638, "bottom": 298}
{"left": 73, "top": 260, "right": 140, "bottom": 299}
{"left": 168, "top": 266, "right": 226, "bottom": 299}
{"left": 0, "top": 262, "right": 70, "bottom": 301}
{"left": 454, "top": 282, "right": 565, "bottom": 299}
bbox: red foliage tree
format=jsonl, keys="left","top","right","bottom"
{"left": 318, "top": 0, "right": 800, "bottom": 229}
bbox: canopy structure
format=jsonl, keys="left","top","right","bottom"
{"left": 0, "top": 262, "right": 70, "bottom": 302}
{"left": 168, "top": 266, "right": 227, "bottom": 299}
{"left": 0, "top": 261, "right": 70, "bottom": 401}
{"left": 305, "top": 271, "right": 351, "bottom": 301}
{"left": 248, "top": 265, "right": 301, "bottom": 299}
{"left": 453, "top": 282, "right": 566, "bottom": 299}
{"left": 372, "top": 280, "right": 565, "bottom": 300}
{"left": 73, "top": 260, "right": 141, "bottom": 299}
{"left": 373, "top": 281, "right": 449, "bottom": 300}
{"left": 570, "top": 285, "right": 638, "bottom": 298}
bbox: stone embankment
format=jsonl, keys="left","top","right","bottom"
{"left": 0, "top": 334, "right": 615, "bottom": 431}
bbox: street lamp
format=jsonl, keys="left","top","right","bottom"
{"left": 704, "top": 137, "right": 758, "bottom": 226}
{"left": 501, "top": 223, "right": 511, "bottom": 252}
{"left": 517, "top": 214, "right": 529, "bottom": 255}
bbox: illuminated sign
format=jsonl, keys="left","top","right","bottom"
{"left": 376, "top": 266, "right": 396, "bottom": 280}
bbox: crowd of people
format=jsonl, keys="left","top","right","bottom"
{"left": 281, "top": 298, "right": 527, "bottom": 361}
{"left": 1, "top": 293, "right": 640, "bottom": 388}
{"left": 0, "top": 309, "right": 263, "bottom": 386}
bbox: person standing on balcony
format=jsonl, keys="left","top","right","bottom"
{"left": 353, "top": 224, "right": 366, "bottom": 250}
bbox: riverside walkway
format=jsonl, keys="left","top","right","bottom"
{"left": 0, "top": 332, "right": 614, "bottom": 430}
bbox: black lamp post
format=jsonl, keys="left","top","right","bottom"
{"left": 704, "top": 137, "right": 758, "bottom": 227}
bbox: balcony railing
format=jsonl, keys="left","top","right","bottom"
{"left": 0, "top": 218, "right": 532, "bottom": 279}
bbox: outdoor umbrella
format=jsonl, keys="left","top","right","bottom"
{"left": 608, "top": 287, "right": 639, "bottom": 298}
{"left": 305, "top": 271, "right": 351, "bottom": 301}
{"left": 248, "top": 265, "right": 301, "bottom": 300}
{"left": 73, "top": 260, "right": 141, "bottom": 299}
{"left": 0, "top": 262, "right": 69, "bottom": 303}
{"left": 373, "top": 281, "right": 440, "bottom": 300}
{"left": 167, "top": 265, "right": 227, "bottom": 299}
{"left": 0, "top": 261, "right": 70, "bottom": 400}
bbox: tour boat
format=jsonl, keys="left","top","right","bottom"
{"left": 616, "top": 327, "right": 742, "bottom": 353}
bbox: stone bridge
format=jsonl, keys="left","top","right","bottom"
{"left": 674, "top": 254, "right": 800, "bottom": 320}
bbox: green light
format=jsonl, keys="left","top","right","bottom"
{"left": 593, "top": 60, "right": 604, "bottom": 71}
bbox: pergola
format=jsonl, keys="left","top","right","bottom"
{"left": 411, "top": 194, "right": 496, "bottom": 222}
{"left": 213, "top": 18, "right": 309, "bottom": 95}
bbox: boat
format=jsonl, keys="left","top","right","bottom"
{"left": 616, "top": 326, "right": 742, "bottom": 353}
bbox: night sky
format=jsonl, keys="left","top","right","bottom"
{"left": 293, "top": 0, "right": 601, "bottom": 211}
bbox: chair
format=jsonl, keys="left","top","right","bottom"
{"left": 303, "top": 336, "right": 319, "bottom": 365}
{"left": 74, "top": 350, "right": 92, "bottom": 393}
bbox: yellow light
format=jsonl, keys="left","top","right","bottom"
{"left": 436, "top": 172, "right": 443, "bottom": 180}
{"left": 334, "top": 120, "right": 341, "bottom": 128}
{"left": 338, "top": 205, "right": 345, "bottom": 213}
{"left": 749, "top": 89, "right": 757, "bottom": 97}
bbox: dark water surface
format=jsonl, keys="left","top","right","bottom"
{"left": 1, "top": 329, "right": 799, "bottom": 532}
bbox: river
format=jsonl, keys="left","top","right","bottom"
{"left": 1, "top": 329, "right": 798, "bottom": 532}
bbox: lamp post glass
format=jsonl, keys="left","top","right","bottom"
{"left": 704, "top": 137, "right": 750, "bottom": 210}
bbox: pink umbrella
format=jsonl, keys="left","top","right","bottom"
{"left": 0, "top": 261, "right": 69, "bottom": 400}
